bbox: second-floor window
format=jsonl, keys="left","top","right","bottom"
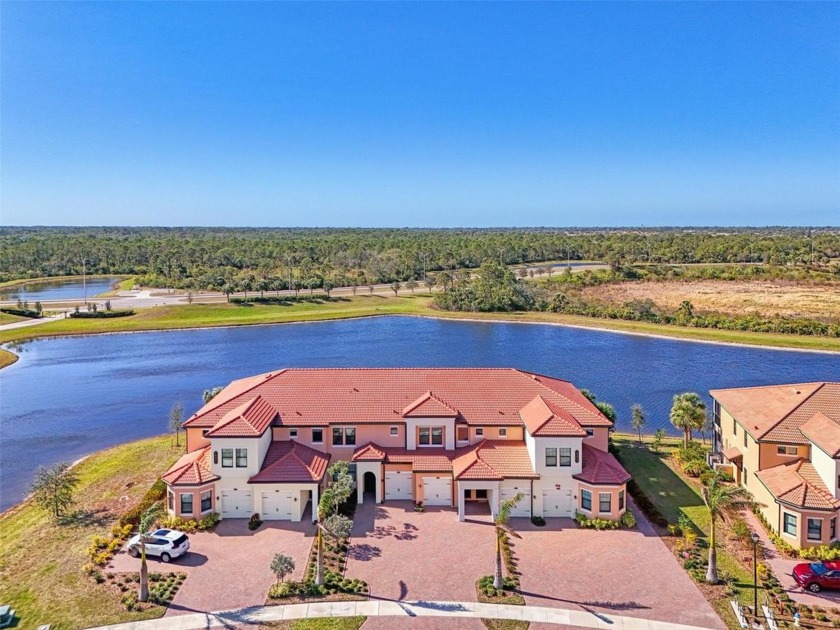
{"left": 221, "top": 448, "right": 233, "bottom": 467}
{"left": 419, "top": 427, "right": 443, "bottom": 446}
{"left": 545, "top": 447, "right": 557, "bottom": 467}
{"left": 235, "top": 448, "right": 247, "bottom": 467}
{"left": 777, "top": 445, "right": 797, "bottom": 456}
{"left": 585, "top": 428, "right": 594, "bottom": 437}
{"left": 332, "top": 427, "right": 356, "bottom": 446}
{"left": 312, "top": 428, "right": 323, "bottom": 444}
{"left": 559, "top": 448, "right": 572, "bottom": 466}
{"left": 457, "top": 426, "right": 469, "bottom": 442}
{"left": 499, "top": 428, "right": 507, "bottom": 437}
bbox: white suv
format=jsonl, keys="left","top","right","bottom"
{"left": 127, "top": 528, "right": 190, "bottom": 563}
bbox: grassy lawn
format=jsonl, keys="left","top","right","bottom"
{"left": 0, "top": 435, "right": 183, "bottom": 629}
{"left": 260, "top": 618, "right": 366, "bottom": 630}
{"left": 0, "top": 312, "right": 30, "bottom": 325}
{"left": 613, "top": 434, "right": 758, "bottom": 629}
{"left": 0, "top": 348, "right": 19, "bottom": 369}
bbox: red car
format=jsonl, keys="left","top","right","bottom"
{"left": 793, "top": 561, "right": 840, "bottom": 592}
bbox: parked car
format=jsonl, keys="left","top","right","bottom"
{"left": 127, "top": 529, "right": 190, "bottom": 563}
{"left": 793, "top": 560, "right": 840, "bottom": 592}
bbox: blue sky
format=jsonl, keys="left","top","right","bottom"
{"left": 1, "top": 2, "right": 838, "bottom": 227}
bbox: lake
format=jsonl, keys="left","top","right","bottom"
{"left": 1, "top": 315, "right": 838, "bottom": 510}
{"left": 0, "top": 277, "right": 120, "bottom": 302}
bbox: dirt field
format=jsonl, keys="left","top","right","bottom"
{"left": 583, "top": 280, "right": 840, "bottom": 320}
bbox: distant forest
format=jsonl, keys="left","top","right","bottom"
{"left": 1, "top": 226, "right": 838, "bottom": 290}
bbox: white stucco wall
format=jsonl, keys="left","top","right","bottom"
{"left": 404, "top": 417, "right": 456, "bottom": 449}
{"left": 209, "top": 432, "right": 272, "bottom": 478}
{"left": 811, "top": 443, "right": 840, "bottom": 499}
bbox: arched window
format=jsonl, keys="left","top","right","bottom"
{"left": 575, "top": 450, "right": 580, "bottom": 464}
{"left": 213, "top": 451, "right": 218, "bottom": 465}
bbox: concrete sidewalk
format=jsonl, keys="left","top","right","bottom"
{"left": 90, "top": 598, "right": 721, "bottom": 630}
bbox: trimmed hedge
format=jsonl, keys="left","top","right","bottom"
{"left": 1, "top": 307, "right": 41, "bottom": 318}
{"left": 230, "top": 296, "right": 346, "bottom": 305}
{"left": 69, "top": 309, "right": 134, "bottom": 319}
{"left": 118, "top": 478, "right": 167, "bottom": 527}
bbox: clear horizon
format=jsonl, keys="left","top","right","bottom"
{"left": 2, "top": 2, "right": 839, "bottom": 228}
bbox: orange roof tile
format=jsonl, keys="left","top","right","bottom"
{"left": 573, "top": 444, "right": 631, "bottom": 486}
{"left": 205, "top": 395, "right": 277, "bottom": 437}
{"left": 800, "top": 412, "right": 840, "bottom": 458}
{"left": 162, "top": 446, "right": 219, "bottom": 486}
{"left": 402, "top": 391, "right": 458, "bottom": 418}
{"left": 756, "top": 459, "right": 840, "bottom": 511}
{"left": 722, "top": 446, "right": 743, "bottom": 462}
{"left": 519, "top": 396, "right": 587, "bottom": 437}
{"left": 249, "top": 441, "right": 330, "bottom": 483}
{"left": 182, "top": 368, "right": 612, "bottom": 430}
{"left": 710, "top": 382, "right": 839, "bottom": 443}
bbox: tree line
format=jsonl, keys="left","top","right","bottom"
{"left": 1, "top": 226, "right": 838, "bottom": 291}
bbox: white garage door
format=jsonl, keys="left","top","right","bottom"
{"left": 542, "top": 488, "right": 573, "bottom": 517}
{"left": 385, "top": 470, "right": 413, "bottom": 501}
{"left": 261, "top": 489, "right": 294, "bottom": 520}
{"left": 500, "top": 484, "right": 531, "bottom": 517}
{"left": 423, "top": 476, "right": 452, "bottom": 506}
{"left": 221, "top": 487, "right": 252, "bottom": 517}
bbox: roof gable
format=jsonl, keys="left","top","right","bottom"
{"left": 249, "top": 441, "right": 330, "bottom": 483}
{"left": 162, "top": 446, "right": 219, "bottom": 486}
{"left": 402, "top": 391, "right": 458, "bottom": 418}
{"left": 573, "top": 443, "right": 631, "bottom": 486}
{"left": 205, "top": 395, "right": 277, "bottom": 437}
{"left": 800, "top": 412, "right": 840, "bottom": 458}
{"left": 519, "top": 396, "right": 587, "bottom": 437}
{"left": 756, "top": 459, "right": 840, "bottom": 511}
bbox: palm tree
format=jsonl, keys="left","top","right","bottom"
{"left": 137, "top": 503, "right": 162, "bottom": 602}
{"left": 313, "top": 488, "right": 352, "bottom": 585}
{"left": 702, "top": 471, "right": 755, "bottom": 583}
{"left": 493, "top": 492, "right": 523, "bottom": 589}
{"left": 631, "top": 404, "right": 647, "bottom": 443}
{"left": 670, "top": 392, "right": 707, "bottom": 447}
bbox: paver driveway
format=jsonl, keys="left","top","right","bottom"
{"left": 109, "top": 516, "right": 315, "bottom": 615}
{"left": 512, "top": 505, "right": 724, "bottom": 630}
{"left": 346, "top": 501, "right": 496, "bottom": 604}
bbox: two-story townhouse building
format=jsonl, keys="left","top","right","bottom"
{"left": 711, "top": 381, "right": 840, "bottom": 549}
{"left": 162, "top": 368, "right": 630, "bottom": 524}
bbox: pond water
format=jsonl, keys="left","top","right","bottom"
{"left": 0, "top": 277, "right": 120, "bottom": 302}
{"left": 1, "top": 316, "right": 838, "bottom": 510}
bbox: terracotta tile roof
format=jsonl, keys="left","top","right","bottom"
{"left": 519, "top": 396, "right": 587, "bottom": 437}
{"left": 162, "top": 446, "right": 219, "bottom": 486}
{"left": 249, "top": 441, "right": 330, "bottom": 484}
{"left": 205, "top": 395, "right": 278, "bottom": 437}
{"left": 402, "top": 391, "right": 458, "bottom": 418}
{"left": 756, "top": 459, "right": 840, "bottom": 511}
{"left": 573, "top": 444, "right": 631, "bottom": 486}
{"left": 722, "top": 446, "right": 744, "bottom": 462}
{"left": 710, "top": 382, "right": 838, "bottom": 443}
{"left": 352, "top": 440, "right": 537, "bottom": 480}
{"left": 800, "top": 413, "right": 840, "bottom": 458}
{"left": 182, "top": 368, "right": 612, "bottom": 430}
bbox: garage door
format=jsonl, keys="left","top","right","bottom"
{"left": 221, "top": 487, "right": 252, "bottom": 517}
{"left": 385, "top": 470, "right": 413, "bottom": 501}
{"left": 542, "top": 488, "right": 573, "bottom": 517}
{"left": 261, "top": 489, "right": 293, "bottom": 520}
{"left": 423, "top": 476, "right": 452, "bottom": 506}
{"left": 500, "top": 484, "right": 531, "bottom": 517}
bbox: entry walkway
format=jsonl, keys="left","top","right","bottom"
{"left": 91, "top": 599, "right": 721, "bottom": 630}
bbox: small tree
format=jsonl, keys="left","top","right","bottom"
{"left": 630, "top": 404, "right": 647, "bottom": 443}
{"left": 104, "top": 299, "right": 112, "bottom": 311}
{"left": 169, "top": 402, "right": 184, "bottom": 447}
{"left": 425, "top": 274, "right": 437, "bottom": 294}
{"left": 270, "top": 554, "right": 295, "bottom": 583}
{"left": 30, "top": 462, "right": 79, "bottom": 521}
{"left": 652, "top": 428, "right": 665, "bottom": 452}
{"left": 203, "top": 386, "right": 224, "bottom": 404}
{"left": 35, "top": 301, "right": 43, "bottom": 314}
{"left": 493, "top": 492, "right": 523, "bottom": 589}
{"left": 670, "top": 392, "right": 707, "bottom": 448}
{"left": 326, "top": 461, "right": 354, "bottom": 515}
{"left": 703, "top": 471, "right": 755, "bottom": 584}
{"left": 314, "top": 493, "right": 353, "bottom": 586}
{"left": 391, "top": 281, "right": 401, "bottom": 296}
{"left": 405, "top": 278, "right": 418, "bottom": 293}
{"left": 436, "top": 271, "right": 452, "bottom": 292}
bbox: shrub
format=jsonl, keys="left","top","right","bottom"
{"left": 414, "top": 502, "right": 424, "bottom": 513}
{"left": 197, "top": 512, "right": 220, "bottom": 530}
{"left": 268, "top": 580, "right": 328, "bottom": 599}
{"left": 682, "top": 460, "right": 709, "bottom": 477}
{"left": 158, "top": 514, "right": 198, "bottom": 534}
{"left": 730, "top": 516, "right": 752, "bottom": 543}
{"left": 575, "top": 512, "right": 620, "bottom": 530}
{"left": 248, "top": 513, "right": 262, "bottom": 531}
{"left": 620, "top": 509, "right": 636, "bottom": 528}
{"left": 0, "top": 307, "right": 40, "bottom": 319}
{"left": 120, "top": 591, "right": 138, "bottom": 611}
{"left": 69, "top": 309, "right": 134, "bottom": 319}
{"left": 530, "top": 516, "right": 546, "bottom": 527}
{"left": 119, "top": 478, "right": 166, "bottom": 527}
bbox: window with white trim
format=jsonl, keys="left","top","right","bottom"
{"left": 180, "top": 493, "right": 193, "bottom": 515}
{"left": 545, "top": 447, "right": 558, "bottom": 467}
{"left": 777, "top": 445, "right": 797, "bottom": 456}
{"left": 221, "top": 448, "right": 233, "bottom": 468}
{"left": 419, "top": 427, "right": 443, "bottom": 446}
{"left": 581, "top": 489, "right": 592, "bottom": 511}
{"left": 599, "top": 492, "right": 611, "bottom": 513}
{"left": 235, "top": 448, "right": 247, "bottom": 468}
{"left": 475, "top": 427, "right": 484, "bottom": 437}
{"left": 332, "top": 427, "right": 357, "bottom": 446}
{"left": 618, "top": 489, "right": 625, "bottom": 511}
{"left": 831, "top": 517, "right": 837, "bottom": 540}
{"left": 783, "top": 512, "right": 797, "bottom": 536}
{"left": 390, "top": 426, "right": 399, "bottom": 436}
{"left": 808, "top": 518, "right": 823, "bottom": 542}
{"left": 290, "top": 428, "right": 298, "bottom": 438}
{"left": 167, "top": 490, "right": 174, "bottom": 511}
{"left": 200, "top": 490, "right": 212, "bottom": 512}
{"left": 559, "top": 448, "right": 572, "bottom": 467}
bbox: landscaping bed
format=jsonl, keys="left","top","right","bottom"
{"left": 475, "top": 526, "right": 528, "bottom": 630}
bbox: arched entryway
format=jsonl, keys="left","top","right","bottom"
{"left": 363, "top": 471, "right": 377, "bottom": 499}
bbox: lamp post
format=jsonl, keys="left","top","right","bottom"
{"left": 82, "top": 258, "right": 87, "bottom": 305}
{"left": 751, "top": 531, "right": 760, "bottom": 621}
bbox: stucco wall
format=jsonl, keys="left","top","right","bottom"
{"left": 761, "top": 442, "right": 811, "bottom": 470}
{"left": 168, "top": 482, "right": 216, "bottom": 520}
{"left": 405, "top": 417, "right": 456, "bottom": 450}
{"left": 810, "top": 444, "right": 840, "bottom": 500}
{"left": 272, "top": 424, "right": 407, "bottom": 458}
{"left": 186, "top": 428, "right": 210, "bottom": 453}
{"left": 778, "top": 505, "right": 840, "bottom": 548}
{"left": 583, "top": 428, "right": 609, "bottom": 452}
{"left": 576, "top": 482, "right": 626, "bottom": 521}
{"left": 530, "top": 436, "right": 583, "bottom": 477}
{"left": 210, "top": 432, "right": 271, "bottom": 478}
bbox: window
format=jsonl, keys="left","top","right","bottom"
{"left": 545, "top": 447, "right": 558, "bottom": 467}
{"left": 831, "top": 518, "right": 837, "bottom": 541}
{"left": 599, "top": 492, "right": 611, "bottom": 514}
{"left": 235, "top": 448, "right": 247, "bottom": 468}
{"left": 743, "top": 430, "right": 747, "bottom": 448}
{"left": 476, "top": 489, "right": 488, "bottom": 499}
{"left": 332, "top": 427, "right": 357, "bottom": 446}
{"left": 808, "top": 518, "right": 823, "bottom": 542}
{"left": 585, "top": 428, "right": 594, "bottom": 437}
{"left": 618, "top": 489, "right": 625, "bottom": 511}
{"left": 221, "top": 448, "right": 233, "bottom": 468}
{"left": 200, "top": 490, "right": 212, "bottom": 512}
{"left": 559, "top": 448, "right": 572, "bottom": 467}
{"left": 777, "top": 445, "right": 797, "bottom": 456}
{"left": 457, "top": 426, "right": 469, "bottom": 442}
{"left": 419, "top": 427, "right": 443, "bottom": 446}
{"left": 581, "top": 489, "right": 592, "bottom": 511}
{"left": 475, "top": 427, "right": 484, "bottom": 437}
{"left": 290, "top": 428, "right": 298, "bottom": 438}
{"left": 312, "top": 428, "right": 323, "bottom": 444}
{"left": 202, "top": 429, "right": 209, "bottom": 437}
{"left": 390, "top": 426, "right": 399, "bottom": 436}
{"left": 167, "top": 490, "right": 174, "bottom": 511}
{"left": 180, "top": 493, "right": 193, "bottom": 515}
{"left": 783, "top": 512, "right": 797, "bottom": 536}
{"left": 499, "top": 428, "right": 507, "bottom": 437}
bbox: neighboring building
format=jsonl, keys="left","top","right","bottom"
{"left": 162, "top": 368, "right": 630, "bottom": 523}
{"left": 711, "top": 382, "right": 840, "bottom": 549}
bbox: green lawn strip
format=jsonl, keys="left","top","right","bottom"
{"left": 260, "top": 618, "right": 366, "bottom": 630}
{"left": 0, "top": 348, "right": 18, "bottom": 369}
{"left": 0, "top": 312, "right": 30, "bottom": 325}
{"left": 0, "top": 435, "right": 183, "bottom": 629}
{"left": 0, "top": 274, "right": 132, "bottom": 290}
{"left": 612, "top": 435, "right": 758, "bottom": 630}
